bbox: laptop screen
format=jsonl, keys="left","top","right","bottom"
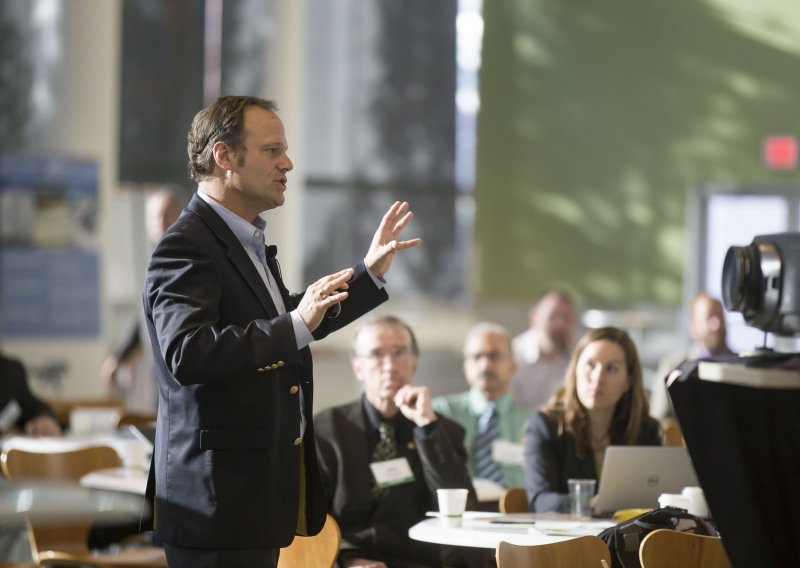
{"left": 593, "top": 446, "right": 699, "bottom": 514}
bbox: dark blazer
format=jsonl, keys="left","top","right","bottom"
{"left": 315, "top": 398, "right": 477, "bottom": 568}
{"left": 0, "top": 354, "right": 58, "bottom": 434}
{"left": 524, "top": 410, "right": 661, "bottom": 513}
{"left": 142, "top": 194, "right": 387, "bottom": 549}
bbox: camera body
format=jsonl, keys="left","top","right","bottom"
{"left": 722, "top": 232, "right": 800, "bottom": 336}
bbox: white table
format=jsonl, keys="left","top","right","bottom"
{"left": 0, "top": 479, "right": 145, "bottom": 522}
{"left": 1, "top": 430, "right": 151, "bottom": 470}
{"left": 409, "top": 512, "right": 615, "bottom": 549}
{"left": 80, "top": 467, "right": 148, "bottom": 495}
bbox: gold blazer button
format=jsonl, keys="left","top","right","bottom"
{"left": 289, "top": 385, "right": 299, "bottom": 395}
{"left": 294, "top": 437, "right": 302, "bottom": 446}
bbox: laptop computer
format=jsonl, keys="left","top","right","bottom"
{"left": 593, "top": 446, "right": 699, "bottom": 514}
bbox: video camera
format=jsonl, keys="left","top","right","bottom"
{"left": 722, "top": 232, "right": 800, "bottom": 337}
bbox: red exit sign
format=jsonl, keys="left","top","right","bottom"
{"left": 763, "top": 136, "right": 798, "bottom": 170}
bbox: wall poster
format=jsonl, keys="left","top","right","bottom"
{"left": 0, "top": 157, "right": 100, "bottom": 338}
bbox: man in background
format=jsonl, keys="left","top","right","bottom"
{"left": 510, "top": 290, "right": 577, "bottom": 410}
{"left": 101, "top": 189, "right": 182, "bottom": 414}
{"left": 650, "top": 292, "right": 734, "bottom": 419}
{"left": 434, "top": 322, "right": 529, "bottom": 491}
{"left": 315, "top": 315, "right": 477, "bottom": 568}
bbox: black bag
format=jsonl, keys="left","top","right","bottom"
{"left": 597, "top": 506, "right": 718, "bottom": 568}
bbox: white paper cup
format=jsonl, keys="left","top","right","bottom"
{"left": 681, "top": 486, "right": 709, "bottom": 517}
{"left": 118, "top": 440, "right": 150, "bottom": 471}
{"left": 658, "top": 493, "right": 691, "bottom": 510}
{"left": 567, "top": 478, "right": 596, "bottom": 518}
{"left": 437, "top": 488, "right": 468, "bottom": 527}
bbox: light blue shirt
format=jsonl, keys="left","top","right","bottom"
{"left": 197, "top": 190, "right": 313, "bottom": 348}
{"left": 198, "top": 190, "right": 315, "bottom": 436}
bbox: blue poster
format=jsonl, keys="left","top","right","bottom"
{"left": 0, "top": 157, "right": 100, "bottom": 337}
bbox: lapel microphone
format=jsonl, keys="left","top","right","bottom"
{"left": 266, "top": 245, "right": 341, "bottom": 319}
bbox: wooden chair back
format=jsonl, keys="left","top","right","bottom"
{"left": 639, "top": 528, "right": 731, "bottom": 568}
{"left": 499, "top": 487, "right": 529, "bottom": 513}
{"left": 661, "top": 417, "right": 685, "bottom": 447}
{"left": 278, "top": 514, "right": 341, "bottom": 568}
{"left": 0, "top": 445, "right": 167, "bottom": 566}
{"left": 496, "top": 535, "right": 611, "bottom": 568}
{"left": 1, "top": 446, "right": 121, "bottom": 482}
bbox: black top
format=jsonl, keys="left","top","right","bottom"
{"left": 0, "top": 354, "right": 58, "bottom": 435}
{"left": 315, "top": 396, "right": 478, "bottom": 568}
{"left": 524, "top": 409, "right": 661, "bottom": 512}
{"left": 670, "top": 357, "right": 800, "bottom": 567}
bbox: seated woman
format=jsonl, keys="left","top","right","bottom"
{"left": 524, "top": 326, "right": 660, "bottom": 513}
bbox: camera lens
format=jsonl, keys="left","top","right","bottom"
{"left": 721, "top": 239, "right": 782, "bottom": 332}
{"left": 722, "top": 245, "right": 761, "bottom": 314}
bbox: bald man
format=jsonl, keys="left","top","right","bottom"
{"left": 650, "top": 292, "right": 734, "bottom": 419}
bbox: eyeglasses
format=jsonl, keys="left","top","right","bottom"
{"left": 465, "top": 350, "right": 509, "bottom": 363}
{"left": 356, "top": 347, "right": 414, "bottom": 363}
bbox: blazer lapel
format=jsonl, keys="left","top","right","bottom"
{"left": 187, "top": 194, "right": 278, "bottom": 318}
{"left": 343, "top": 400, "right": 375, "bottom": 472}
{"left": 265, "top": 247, "right": 295, "bottom": 311}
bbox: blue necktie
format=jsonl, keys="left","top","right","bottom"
{"left": 474, "top": 402, "right": 503, "bottom": 484}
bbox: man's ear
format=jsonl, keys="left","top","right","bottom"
{"left": 351, "top": 358, "right": 364, "bottom": 383}
{"left": 212, "top": 141, "right": 235, "bottom": 172}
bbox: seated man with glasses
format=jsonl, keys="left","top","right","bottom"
{"left": 315, "top": 315, "right": 482, "bottom": 568}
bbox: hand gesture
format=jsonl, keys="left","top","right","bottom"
{"left": 25, "top": 415, "right": 62, "bottom": 437}
{"left": 297, "top": 268, "right": 354, "bottom": 332}
{"left": 393, "top": 385, "right": 436, "bottom": 427}
{"left": 365, "top": 201, "right": 422, "bottom": 279}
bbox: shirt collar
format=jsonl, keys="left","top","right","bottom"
{"left": 197, "top": 190, "right": 267, "bottom": 255}
{"left": 361, "top": 395, "right": 406, "bottom": 432}
{"left": 468, "top": 387, "right": 514, "bottom": 415}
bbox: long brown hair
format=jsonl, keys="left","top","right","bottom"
{"left": 542, "top": 326, "right": 650, "bottom": 458}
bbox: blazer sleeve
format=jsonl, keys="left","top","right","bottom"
{"left": 145, "top": 229, "right": 304, "bottom": 384}
{"left": 415, "top": 416, "right": 478, "bottom": 506}
{"left": 524, "top": 410, "right": 572, "bottom": 513}
{"left": 1, "top": 357, "right": 58, "bottom": 432}
{"left": 308, "top": 261, "right": 388, "bottom": 341}
{"left": 146, "top": 229, "right": 386, "bottom": 385}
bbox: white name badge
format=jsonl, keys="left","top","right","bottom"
{"left": 0, "top": 400, "right": 22, "bottom": 432}
{"left": 491, "top": 439, "right": 525, "bottom": 466}
{"left": 370, "top": 457, "right": 415, "bottom": 488}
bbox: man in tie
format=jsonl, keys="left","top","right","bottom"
{"left": 143, "top": 95, "right": 420, "bottom": 567}
{"left": 315, "top": 315, "right": 478, "bottom": 568}
{"left": 434, "top": 322, "right": 531, "bottom": 491}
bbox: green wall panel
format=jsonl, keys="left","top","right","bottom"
{"left": 475, "top": 0, "right": 800, "bottom": 305}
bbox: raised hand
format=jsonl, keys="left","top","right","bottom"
{"left": 364, "top": 201, "right": 422, "bottom": 279}
{"left": 393, "top": 385, "right": 436, "bottom": 427}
